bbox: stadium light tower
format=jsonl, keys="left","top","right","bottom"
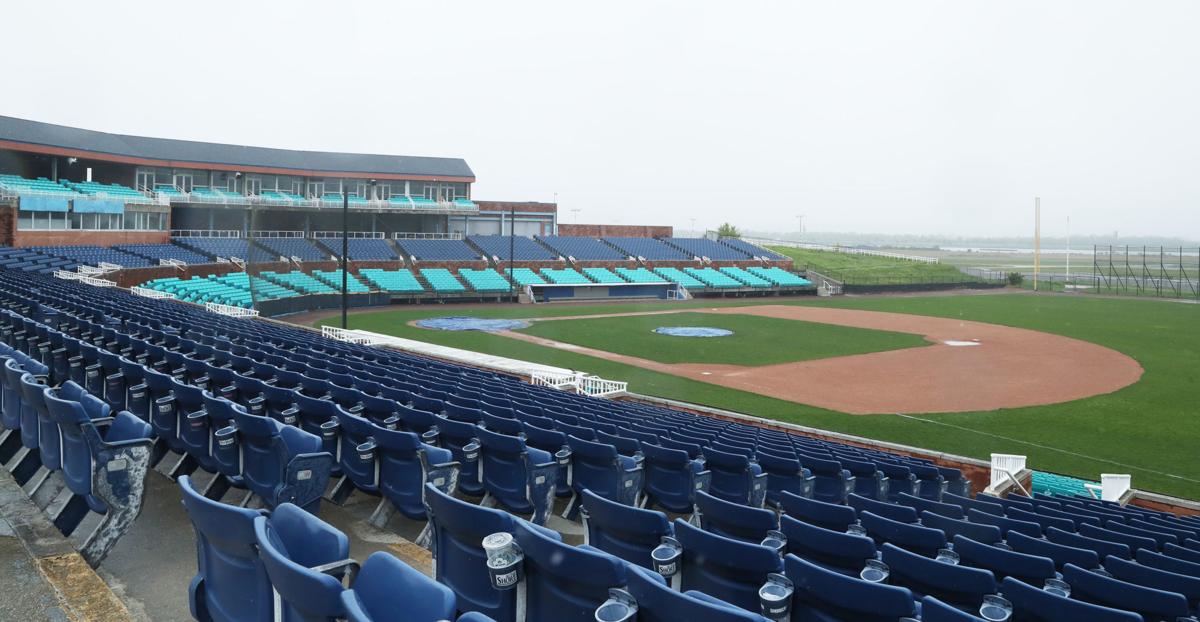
{"left": 341, "top": 183, "right": 349, "bottom": 328}
{"left": 509, "top": 203, "right": 516, "bottom": 303}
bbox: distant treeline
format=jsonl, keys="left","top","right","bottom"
{"left": 747, "top": 231, "right": 1200, "bottom": 251}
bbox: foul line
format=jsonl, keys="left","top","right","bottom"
{"left": 892, "top": 413, "right": 1200, "bottom": 484}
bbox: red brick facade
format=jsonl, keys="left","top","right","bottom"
{"left": 475, "top": 201, "right": 558, "bottom": 214}
{"left": 15, "top": 230, "right": 170, "bottom": 248}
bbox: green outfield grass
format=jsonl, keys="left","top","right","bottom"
{"left": 316, "top": 293, "right": 1200, "bottom": 499}
{"left": 769, "top": 245, "right": 989, "bottom": 285}
{"left": 516, "top": 311, "right": 929, "bottom": 365}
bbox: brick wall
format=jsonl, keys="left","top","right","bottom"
{"left": 476, "top": 201, "right": 558, "bottom": 214}
{"left": 0, "top": 204, "right": 14, "bottom": 246}
{"left": 14, "top": 230, "right": 170, "bottom": 247}
{"left": 557, "top": 223, "right": 674, "bottom": 238}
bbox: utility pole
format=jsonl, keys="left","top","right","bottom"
{"left": 796, "top": 214, "right": 805, "bottom": 237}
{"left": 1065, "top": 214, "right": 1071, "bottom": 287}
{"left": 1033, "top": 198, "right": 1041, "bottom": 292}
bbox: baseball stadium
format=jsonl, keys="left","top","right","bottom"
{"left": 2, "top": 6, "right": 1200, "bottom": 622}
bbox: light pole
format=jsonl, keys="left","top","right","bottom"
{"left": 795, "top": 214, "right": 805, "bottom": 237}
{"left": 509, "top": 204, "right": 516, "bottom": 303}
{"left": 690, "top": 217, "right": 697, "bottom": 235}
{"left": 341, "top": 182, "right": 349, "bottom": 328}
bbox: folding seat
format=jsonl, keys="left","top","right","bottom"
{"left": 638, "top": 442, "right": 710, "bottom": 514}
{"left": 622, "top": 563, "right": 771, "bottom": 622}
{"left": 435, "top": 416, "right": 484, "bottom": 497}
{"left": 919, "top": 596, "right": 989, "bottom": 622}
{"left": 1105, "top": 554, "right": 1200, "bottom": 612}
{"left": 880, "top": 543, "right": 995, "bottom": 612}
{"left": 338, "top": 552, "right": 459, "bottom": 622}
{"left": 952, "top": 535, "right": 1055, "bottom": 585}
{"left": 967, "top": 507, "right": 1042, "bottom": 539}
{"left": 702, "top": 445, "right": 768, "bottom": 506}
{"left": 937, "top": 467, "right": 970, "bottom": 498}
{"left": 795, "top": 452, "right": 854, "bottom": 504}
{"left": 779, "top": 514, "right": 876, "bottom": 576}
{"left": 504, "top": 519, "right": 628, "bottom": 622}
{"left": 1131, "top": 517, "right": 1200, "bottom": 543}
{"left": 3, "top": 353, "right": 49, "bottom": 476}
{"left": 1056, "top": 499, "right": 1128, "bottom": 525}
{"left": 755, "top": 451, "right": 815, "bottom": 507}
{"left": 1138, "top": 547, "right": 1200, "bottom": 579}
{"left": 848, "top": 493, "right": 918, "bottom": 523}
{"left": 444, "top": 401, "right": 483, "bottom": 424}
{"left": 252, "top": 503, "right": 360, "bottom": 621}
{"left": 1079, "top": 522, "right": 1157, "bottom": 554}
{"left": 695, "top": 490, "right": 779, "bottom": 544}
{"left": 870, "top": 461, "right": 916, "bottom": 502}
{"left": 859, "top": 511, "right": 946, "bottom": 558}
{"left": 783, "top": 553, "right": 918, "bottom": 621}
{"left": 1045, "top": 526, "right": 1132, "bottom": 560}
{"left": 19, "top": 373, "right": 59, "bottom": 487}
{"left": 178, "top": 475, "right": 273, "bottom": 622}
{"left": 595, "top": 428, "right": 641, "bottom": 458}
{"left": 1062, "top": 562, "right": 1191, "bottom": 621}
{"left": 1001, "top": 506, "right": 1073, "bottom": 533}
{"left": 1169, "top": 543, "right": 1200, "bottom": 564}
{"left": 480, "top": 411, "right": 523, "bottom": 436}
{"left": 476, "top": 427, "right": 558, "bottom": 525}
{"left": 894, "top": 492, "right": 964, "bottom": 519}
{"left": 672, "top": 518, "right": 783, "bottom": 613}
{"left": 919, "top": 510, "right": 1003, "bottom": 546}
{"left": 832, "top": 454, "right": 888, "bottom": 501}
{"left": 999, "top": 530, "right": 1096, "bottom": 572}
{"left": 563, "top": 435, "right": 644, "bottom": 518}
{"left": 655, "top": 436, "right": 703, "bottom": 458}
{"left": 41, "top": 383, "right": 154, "bottom": 566}
{"left": 1102, "top": 518, "right": 1178, "bottom": 550}
{"left": 778, "top": 491, "right": 857, "bottom": 532}
{"left": 1027, "top": 503, "right": 1099, "bottom": 530}
{"left": 999, "top": 575, "right": 1140, "bottom": 622}
{"left": 581, "top": 489, "right": 674, "bottom": 570}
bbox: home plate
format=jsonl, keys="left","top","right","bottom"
{"left": 944, "top": 340, "right": 981, "bottom": 347}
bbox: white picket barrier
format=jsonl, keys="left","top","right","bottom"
{"left": 131, "top": 286, "right": 176, "bottom": 300}
{"left": 1100, "top": 474, "right": 1132, "bottom": 502}
{"left": 204, "top": 302, "right": 259, "bottom": 318}
{"left": 576, "top": 375, "right": 629, "bottom": 397}
{"left": 990, "top": 454, "right": 1027, "bottom": 491}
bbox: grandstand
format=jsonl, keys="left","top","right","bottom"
{"left": 720, "top": 266, "right": 773, "bottom": 288}
{"left": 2, "top": 268, "right": 1193, "bottom": 622}
{"left": 684, "top": 266, "right": 744, "bottom": 288}
{"left": 261, "top": 270, "right": 338, "bottom": 294}
{"left": 116, "top": 243, "right": 209, "bottom": 265}
{"left": 604, "top": 236, "right": 691, "bottom": 260}
{"left": 175, "top": 237, "right": 251, "bottom": 261}
{"left": 581, "top": 266, "right": 626, "bottom": 284}
{"left": 359, "top": 268, "right": 425, "bottom": 293}
{"left": 255, "top": 237, "right": 329, "bottom": 261}
{"left": 313, "top": 269, "right": 370, "bottom": 293}
{"left": 33, "top": 245, "right": 155, "bottom": 268}
{"left": 314, "top": 237, "right": 400, "bottom": 261}
{"left": 664, "top": 237, "right": 754, "bottom": 261}
{"left": 537, "top": 235, "right": 627, "bottom": 261}
{"left": 654, "top": 266, "right": 707, "bottom": 288}
{"left": 396, "top": 239, "right": 482, "bottom": 262}
{"left": 721, "top": 236, "right": 789, "bottom": 260}
{"left": 459, "top": 267, "right": 513, "bottom": 292}
{"left": 506, "top": 267, "right": 547, "bottom": 286}
{"left": 467, "top": 235, "right": 557, "bottom": 261}
{"left": 420, "top": 267, "right": 467, "bottom": 292}
{"left": 540, "top": 267, "right": 592, "bottom": 285}
{"left": 614, "top": 266, "right": 666, "bottom": 283}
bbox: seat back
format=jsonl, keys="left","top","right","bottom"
{"left": 673, "top": 518, "right": 782, "bottom": 612}
{"left": 1000, "top": 576, "right": 1140, "bottom": 622}
{"left": 1006, "top": 530, "right": 1099, "bottom": 571}
{"left": 784, "top": 553, "right": 917, "bottom": 622}
{"left": 778, "top": 491, "right": 857, "bottom": 532}
{"left": 567, "top": 435, "right": 629, "bottom": 501}
{"left": 860, "top": 511, "right": 946, "bottom": 557}
{"left": 696, "top": 490, "right": 778, "bottom": 543}
{"left": 339, "top": 552, "right": 456, "bottom": 622}
{"left": 953, "top": 535, "right": 1056, "bottom": 585}
{"left": 1045, "top": 526, "right": 1132, "bottom": 560}
{"left": 424, "top": 484, "right": 519, "bottom": 622}
{"left": 178, "top": 475, "right": 272, "bottom": 622}
{"left": 702, "top": 445, "right": 756, "bottom": 504}
{"left": 755, "top": 451, "right": 809, "bottom": 507}
{"left": 919, "top": 596, "right": 991, "bottom": 622}
{"left": 513, "top": 520, "right": 626, "bottom": 622}
{"left": 1105, "top": 554, "right": 1200, "bottom": 611}
{"left": 920, "top": 511, "right": 1003, "bottom": 546}
{"left": 779, "top": 514, "right": 876, "bottom": 575}
{"left": 849, "top": 493, "right": 918, "bottom": 523}
{"left": 581, "top": 489, "right": 672, "bottom": 569}
{"left": 1062, "top": 562, "right": 1190, "bottom": 621}
{"left": 640, "top": 442, "right": 705, "bottom": 514}
{"left": 881, "top": 543, "right": 996, "bottom": 610}
{"left": 624, "top": 564, "right": 770, "bottom": 622}
{"left": 252, "top": 503, "right": 352, "bottom": 622}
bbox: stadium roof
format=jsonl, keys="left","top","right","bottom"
{"left": 0, "top": 115, "right": 474, "bottom": 182}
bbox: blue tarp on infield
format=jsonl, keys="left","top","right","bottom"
{"left": 415, "top": 316, "right": 531, "bottom": 332}
{"left": 653, "top": 326, "right": 733, "bottom": 337}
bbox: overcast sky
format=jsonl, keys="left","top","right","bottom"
{"left": 4, "top": 1, "right": 1198, "bottom": 239}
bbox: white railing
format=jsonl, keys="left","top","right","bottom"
{"left": 393, "top": 232, "right": 464, "bottom": 240}
{"left": 254, "top": 230, "right": 306, "bottom": 238}
{"left": 171, "top": 230, "right": 242, "bottom": 238}
{"left": 531, "top": 371, "right": 580, "bottom": 391}
{"left": 577, "top": 375, "right": 629, "bottom": 397}
{"left": 54, "top": 270, "right": 82, "bottom": 280}
{"left": 131, "top": 286, "right": 176, "bottom": 299}
{"left": 204, "top": 302, "right": 259, "bottom": 317}
{"left": 98, "top": 262, "right": 123, "bottom": 272}
{"left": 159, "top": 258, "right": 187, "bottom": 268}
{"left": 1097, "top": 474, "right": 1132, "bottom": 502}
{"left": 746, "top": 237, "right": 939, "bottom": 264}
{"left": 989, "top": 454, "right": 1028, "bottom": 491}
{"left": 77, "top": 265, "right": 108, "bottom": 275}
{"left": 321, "top": 326, "right": 384, "bottom": 345}
{"left": 312, "top": 231, "right": 385, "bottom": 239}
{"left": 79, "top": 275, "right": 117, "bottom": 287}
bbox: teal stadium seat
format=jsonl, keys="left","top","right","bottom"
{"left": 420, "top": 268, "right": 466, "bottom": 292}
{"left": 459, "top": 268, "right": 512, "bottom": 293}
{"left": 653, "top": 267, "right": 706, "bottom": 289}
{"left": 505, "top": 268, "right": 547, "bottom": 286}
{"left": 359, "top": 269, "right": 425, "bottom": 293}
{"left": 540, "top": 268, "right": 591, "bottom": 285}
{"left": 614, "top": 267, "right": 664, "bottom": 283}
{"left": 684, "top": 267, "right": 742, "bottom": 289}
{"left": 582, "top": 267, "right": 624, "bottom": 284}
{"left": 719, "top": 266, "right": 771, "bottom": 288}
{"left": 747, "top": 267, "right": 811, "bottom": 287}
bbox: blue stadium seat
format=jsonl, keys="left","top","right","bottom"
{"left": 999, "top": 576, "right": 1140, "bottom": 622}
{"left": 894, "top": 491, "right": 964, "bottom": 519}
{"left": 340, "top": 552, "right": 458, "bottom": 622}
{"left": 1062, "top": 562, "right": 1190, "bottom": 621}
{"left": 673, "top": 518, "right": 783, "bottom": 612}
{"left": 624, "top": 563, "right": 772, "bottom": 621}
{"left": 783, "top": 553, "right": 918, "bottom": 621}
{"left": 253, "top": 503, "right": 355, "bottom": 621}
{"left": 756, "top": 451, "right": 816, "bottom": 508}
{"left": 1005, "top": 530, "right": 1099, "bottom": 571}
{"left": 919, "top": 596, "right": 989, "bottom": 622}
{"left": 967, "top": 507, "right": 1043, "bottom": 539}
{"left": 859, "top": 511, "right": 947, "bottom": 558}
{"left": 795, "top": 453, "right": 854, "bottom": 504}
{"left": 953, "top": 535, "right": 1056, "bottom": 585}
{"left": 1104, "top": 554, "right": 1200, "bottom": 612}
{"left": 880, "top": 543, "right": 996, "bottom": 612}
{"left": 536, "top": 236, "right": 626, "bottom": 261}
{"left": 563, "top": 435, "right": 644, "bottom": 518}
{"left": 477, "top": 426, "right": 558, "bottom": 525}
{"left": 941, "top": 492, "right": 1004, "bottom": 517}
{"left": 1045, "top": 526, "right": 1132, "bottom": 560}
{"left": 581, "top": 489, "right": 673, "bottom": 570}
{"left": 701, "top": 445, "right": 767, "bottom": 507}
{"left": 1137, "top": 547, "right": 1200, "bottom": 579}
{"left": 919, "top": 511, "right": 1004, "bottom": 546}
{"left": 179, "top": 475, "right": 272, "bottom": 622}
{"left": 1079, "top": 522, "right": 1157, "bottom": 554}
{"left": 778, "top": 491, "right": 857, "bottom": 532}
{"left": 696, "top": 490, "right": 779, "bottom": 544}
{"left": 779, "top": 514, "right": 877, "bottom": 576}
{"left": 640, "top": 442, "right": 711, "bottom": 514}
{"left": 848, "top": 493, "right": 919, "bottom": 523}
{"left": 511, "top": 519, "right": 628, "bottom": 622}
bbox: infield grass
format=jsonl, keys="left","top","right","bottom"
{"left": 516, "top": 311, "right": 929, "bottom": 365}
{"left": 316, "top": 293, "right": 1200, "bottom": 499}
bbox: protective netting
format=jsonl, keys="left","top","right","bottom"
{"left": 415, "top": 317, "right": 531, "bottom": 332}
{"left": 652, "top": 326, "right": 734, "bottom": 337}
